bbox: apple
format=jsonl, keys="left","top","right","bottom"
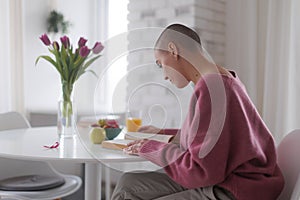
{"left": 90, "top": 128, "right": 106, "bottom": 144}
{"left": 97, "top": 119, "right": 119, "bottom": 128}
{"left": 98, "top": 119, "right": 106, "bottom": 127}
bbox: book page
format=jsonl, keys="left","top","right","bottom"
{"left": 101, "top": 132, "right": 174, "bottom": 150}
{"left": 101, "top": 139, "right": 132, "bottom": 150}
{"left": 125, "top": 132, "right": 174, "bottom": 143}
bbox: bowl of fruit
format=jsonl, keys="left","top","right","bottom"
{"left": 92, "top": 119, "right": 122, "bottom": 140}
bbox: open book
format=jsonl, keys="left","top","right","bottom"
{"left": 101, "top": 132, "right": 174, "bottom": 150}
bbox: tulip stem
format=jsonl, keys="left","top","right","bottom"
{"left": 61, "top": 82, "right": 74, "bottom": 128}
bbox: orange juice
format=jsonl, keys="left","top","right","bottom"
{"left": 126, "top": 118, "right": 142, "bottom": 132}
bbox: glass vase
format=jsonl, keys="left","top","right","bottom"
{"left": 57, "top": 81, "right": 77, "bottom": 138}
{"left": 57, "top": 100, "right": 76, "bottom": 138}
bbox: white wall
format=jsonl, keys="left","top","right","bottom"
{"left": 23, "top": 0, "right": 102, "bottom": 116}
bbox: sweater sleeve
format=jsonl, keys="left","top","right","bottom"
{"left": 160, "top": 129, "right": 180, "bottom": 135}
{"left": 139, "top": 78, "right": 232, "bottom": 189}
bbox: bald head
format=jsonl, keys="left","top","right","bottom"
{"left": 155, "top": 24, "right": 202, "bottom": 52}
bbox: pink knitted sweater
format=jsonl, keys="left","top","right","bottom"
{"left": 139, "top": 73, "right": 284, "bottom": 200}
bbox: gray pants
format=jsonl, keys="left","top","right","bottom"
{"left": 111, "top": 172, "right": 235, "bottom": 200}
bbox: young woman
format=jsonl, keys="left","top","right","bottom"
{"left": 111, "top": 24, "right": 284, "bottom": 200}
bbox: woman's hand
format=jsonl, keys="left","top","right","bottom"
{"left": 123, "top": 139, "right": 148, "bottom": 155}
{"left": 137, "top": 125, "right": 162, "bottom": 134}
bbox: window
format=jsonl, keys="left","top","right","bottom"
{"left": 95, "top": 0, "right": 128, "bottom": 114}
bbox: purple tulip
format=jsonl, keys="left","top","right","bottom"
{"left": 78, "top": 37, "right": 87, "bottom": 47}
{"left": 79, "top": 46, "right": 91, "bottom": 57}
{"left": 60, "top": 36, "right": 70, "bottom": 48}
{"left": 52, "top": 41, "right": 60, "bottom": 50}
{"left": 92, "top": 42, "right": 104, "bottom": 54}
{"left": 39, "top": 34, "right": 51, "bottom": 46}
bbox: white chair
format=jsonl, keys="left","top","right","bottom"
{"left": 0, "top": 111, "right": 31, "bottom": 131}
{"left": 0, "top": 158, "right": 82, "bottom": 200}
{"left": 0, "top": 111, "right": 82, "bottom": 200}
{"left": 277, "top": 129, "right": 300, "bottom": 200}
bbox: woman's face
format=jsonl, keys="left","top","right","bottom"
{"left": 154, "top": 50, "right": 189, "bottom": 88}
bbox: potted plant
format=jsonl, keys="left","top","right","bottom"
{"left": 47, "top": 10, "right": 71, "bottom": 34}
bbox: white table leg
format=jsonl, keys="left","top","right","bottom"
{"left": 97, "top": 164, "right": 102, "bottom": 200}
{"left": 85, "top": 163, "right": 101, "bottom": 200}
{"left": 105, "top": 165, "right": 111, "bottom": 200}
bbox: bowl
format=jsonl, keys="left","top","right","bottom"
{"left": 105, "top": 128, "right": 122, "bottom": 140}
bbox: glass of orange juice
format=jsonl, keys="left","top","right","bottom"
{"left": 126, "top": 110, "right": 142, "bottom": 132}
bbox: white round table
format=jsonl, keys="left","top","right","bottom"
{"left": 0, "top": 126, "right": 160, "bottom": 200}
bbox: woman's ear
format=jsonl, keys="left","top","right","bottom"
{"left": 168, "top": 42, "right": 179, "bottom": 60}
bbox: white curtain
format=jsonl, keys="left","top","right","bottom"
{"left": 226, "top": 0, "right": 300, "bottom": 143}
{"left": 0, "top": 0, "right": 11, "bottom": 112}
{"left": 0, "top": 0, "right": 25, "bottom": 114}
{"left": 262, "top": 0, "right": 300, "bottom": 142}
{"left": 225, "top": 0, "right": 259, "bottom": 107}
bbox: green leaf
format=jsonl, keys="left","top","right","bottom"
{"left": 60, "top": 45, "right": 70, "bottom": 80}
{"left": 69, "top": 67, "right": 80, "bottom": 84}
{"left": 72, "top": 58, "right": 85, "bottom": 80}
{"left": 48, "top": 48, "right": 57, "bottom": 56}
{"left": 51, "top": 49, "right": 65, "bottom": 80}
{"left": 83, "top": 55, "right": 101, "bottom": 70}
{"left": 69, "top": 54, "right": 74, "bottom": 70}
{"left": 35, "top": 55, "right": 59, "bottom": 71}
{"left": 74, "top": 49, "right": 79, "bottom": 62}
{"left": 73, "top": 56, "right": 85, "bottom": 67}
{"left": 68, "top": 48, "right": 75, "bottom": 61}
{"left": 75, "top": 71, "right": 84, "bottom": 81}
{"left": 85, "top": 69, "right": 98, "bottom": 78}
